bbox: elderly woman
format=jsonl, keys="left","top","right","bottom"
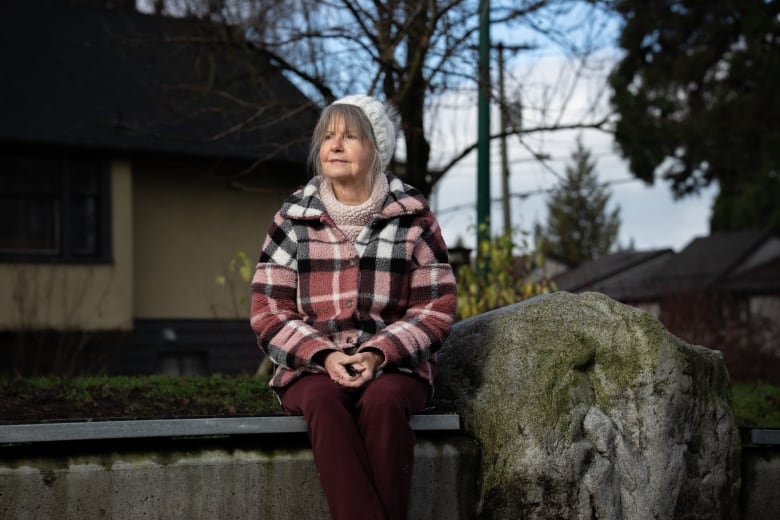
{"left": 250, "top": 94, "right": 457, "bottom": 520}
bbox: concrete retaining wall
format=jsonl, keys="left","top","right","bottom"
{"left": 2, "top": 425, "right": 778, "bottom": 519}
{"left": 741, "top": 444, "right": 780, "bottom": 519}
{"left": 0, "top": 434, "right": 478, "bottom": 520}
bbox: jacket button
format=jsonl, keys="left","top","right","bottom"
{"left": 349, "top": 258, "right": 356, "bottom": 266}
{"left": 346, "top": 337, "right": 354, "bottom": 344}
{"left": 346, "top": 300, "right": 353, "bottom": 308}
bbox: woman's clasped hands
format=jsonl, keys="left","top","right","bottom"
{"left": 322, "top": 350, "right": 384, "bottom": 389}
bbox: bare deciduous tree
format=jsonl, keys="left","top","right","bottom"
{"left": 141, "top": 0, "right": 617, "bottom": 197}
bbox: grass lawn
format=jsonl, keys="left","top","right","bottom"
{"left": 0, "top": 375, "right": 281, "bottom": 422}
{"left": 1, "top": 376, "right": 778, "bottom": 427}
{"left": 731, "top": 382, "right": 780, "bottom": 428}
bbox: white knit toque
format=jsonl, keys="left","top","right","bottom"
{"left": 332, "top": 94, "right": 398, "bottom": 171}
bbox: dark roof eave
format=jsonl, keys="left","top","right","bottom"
{"left": 0, "top": 134, "right": 310, "bottom": 164}
{"left": 0, "top": 1, "right": 319, "bottom": 162}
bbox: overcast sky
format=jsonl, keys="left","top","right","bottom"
{"left": 425, "top": 47, "right": 717, "bottom": 254}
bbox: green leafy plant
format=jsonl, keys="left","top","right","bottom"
{"left": 456, "top": 227, "right": 555, "bottom": 321}
{"left": 215, "top": 250, "right": 253, "bottom": 308}
{"left": 215, "top": 250, "right": 274, "bottom": 375}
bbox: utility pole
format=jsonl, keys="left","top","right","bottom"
{"left": 497, "top": 42, "right": 526, "bottom": 236}
{"left": 477, "top": 0, "right": 491, "bottom": 255}
{"left": 498, "top": 42, "right": 510, "bottom": 236}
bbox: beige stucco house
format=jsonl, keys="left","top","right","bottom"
{"left": 0, "top": 1, "right": 318, "bottom": 375}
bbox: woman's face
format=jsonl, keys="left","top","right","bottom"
{"left": 319, "top": 116, "right": 374, "bottom": 187}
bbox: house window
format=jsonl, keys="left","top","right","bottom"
{"left": 0, "top": 154, "right": 111, "bottom": 262}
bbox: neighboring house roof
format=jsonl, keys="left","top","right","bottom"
{"left": 675, "top": 229, "right": 780, "bottom": 295}
{"left": 554, "top": 249, "right": 674, "bottom": 301}
{"left": 0, "top": 0, "right": 319, "bottom": 164}
{"left": 526, "top": 255, "right": 570, "bottom": 285}
{"left": 720, "top": 254, "right": 780, "bottom": 294}
{"left": 652, "top": 229, "right": 762, "bottom": 288}
{"left": 555, "top": 228, "right": 780, "bottom": 302}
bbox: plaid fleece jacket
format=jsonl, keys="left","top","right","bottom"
{"left": 250, "top": 173, "right": 457, "bottom": 392}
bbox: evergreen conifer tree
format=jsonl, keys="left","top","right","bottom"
{"left": 536, "top": 137, "right": 621, "bottom": 267}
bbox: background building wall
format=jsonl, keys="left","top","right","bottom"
{"left": 0, "top": 161, "right": 134, "bottom": 331}
{"left": 131, "top": 158, "right": 293, "bottom": 320}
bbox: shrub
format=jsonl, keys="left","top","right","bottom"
{"left": 456, "top": 228, "right": 555, "bottom": 321}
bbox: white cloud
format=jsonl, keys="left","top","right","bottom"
{"left": 427, "top": 52, "right": 715, "bottom": 253}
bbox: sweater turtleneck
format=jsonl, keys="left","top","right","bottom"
{"left": 319, "top": 174, "right": 389, "bottom": 242}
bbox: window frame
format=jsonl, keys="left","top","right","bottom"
{"left": 0, "top": 153, "right": 113, "bottom": 264}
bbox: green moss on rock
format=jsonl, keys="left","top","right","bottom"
{"left": 435, "top": 291, "right": 741, "bottom": 519}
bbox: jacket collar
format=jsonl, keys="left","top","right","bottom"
{"left": 280, "top": 173, "right": 429, "bottom": 221}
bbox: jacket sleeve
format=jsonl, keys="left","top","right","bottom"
{"left": 250, "top": 213, "right": 334, "bottom": 371}
{"left": 359, "top": 215, "right": 457, "bottom": 368}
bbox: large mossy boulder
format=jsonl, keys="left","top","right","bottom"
{"left": 434, "top": 291, "right": 741, "bottom": 519}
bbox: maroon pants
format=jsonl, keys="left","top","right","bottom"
{"left": 279, "top": 373, "right": 429, "bottom": 520}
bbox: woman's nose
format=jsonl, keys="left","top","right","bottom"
{"left": 330, "top": 136, "right": 343, "bottom": 150}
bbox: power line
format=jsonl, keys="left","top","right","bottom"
{"left": 435, "top": 176, "right": 642, "bottom": 216}
{"left": 439, "top": 150, "right": 620, "bottom": 177}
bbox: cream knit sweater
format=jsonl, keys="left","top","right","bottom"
{"left": 319, "top": 174, "right": 389, "bottom": 242}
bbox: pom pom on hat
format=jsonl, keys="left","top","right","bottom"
{"left": 332, "top": 94, "right": 399, "bottom": 171}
